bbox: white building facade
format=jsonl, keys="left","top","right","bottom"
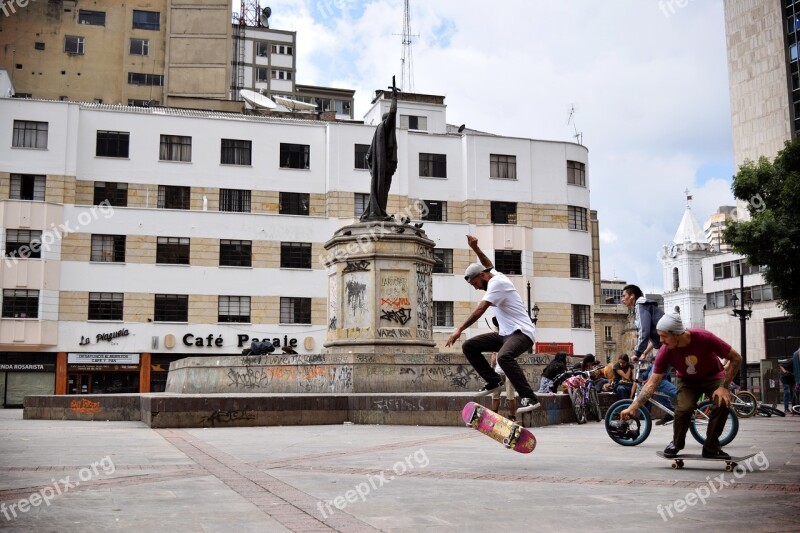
{"left": 0, "top": 94, "right": 594, "bottom": 404}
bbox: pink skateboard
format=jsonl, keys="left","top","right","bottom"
{"left": 461, "top": 401, "right": 537, "bottom": 453}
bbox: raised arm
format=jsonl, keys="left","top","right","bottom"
{"left": 467, "top": 235, "right": 493, "bottom": 270}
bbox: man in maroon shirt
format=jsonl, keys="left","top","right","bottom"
{"left": 620, "top": 312, "right": 742, "bottom": 459}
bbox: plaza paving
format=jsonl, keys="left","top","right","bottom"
{"left": 0, "top": 409, "right": 798, "bottom": 532}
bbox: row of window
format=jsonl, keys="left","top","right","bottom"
{"left": 255, "top": 43, "right": 294, "bottom": 57}
{"left": 712, "top": 259, "right": 764, "bottom": 280}
{"left": 73, "top": 9, "right": 160, "bottom": 30}
{"left": 7, "top": 173, "right": 588, "bottom": 230}
{"left": 256, "top": 68, "right": 293, "bottom": 82}
{"left": 706, "top": 284, "right": 778, "bottom": 309}
{"left": 57, "top": 36, "right": 152, "bottom": 56}
{"left": 11, "top": 121, "right": 586, "bottom": 184}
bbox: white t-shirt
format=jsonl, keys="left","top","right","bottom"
{"left": 482, "top": 270, "right": 536, "bottom": 342}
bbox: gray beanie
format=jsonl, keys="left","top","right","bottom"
{"left": 656, "top": 312, "right": 685, "bottom": 335}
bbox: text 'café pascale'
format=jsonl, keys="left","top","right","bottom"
{"left": 181, "top": 333, "right": 299, "bottom": 348}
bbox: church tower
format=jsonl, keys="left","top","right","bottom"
{"left": 660, "top": 192, "right": 713, "bottom": 328}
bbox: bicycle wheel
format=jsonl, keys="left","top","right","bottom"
{"left": 732, "top": 391, "right": 758, "bottom": 418}
{"left": 570, "top": 389, "right": 587, "bottom": 424}
{"left": 690, "top": 400, "right": 739, "bottom": 446}
{"left": 792, "top": 405, "right": 800, "bottom": 415}
{"left": 589, "top": 388, "right": 602, "bottom": 422}
{"left": 604, "top": 399, "right": 651, "bottom": 446}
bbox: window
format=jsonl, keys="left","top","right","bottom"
{"left": 79, "top": 10, "right": 105, "bottom": 25}
{"left": 491, "top": 201, "right": 517, "bottom": 224}
{"left": 419, "top": 153, "right": 447, "bottom": 178}
{"left": 220, "top": 240, "right": 251, "bottom": 267}
{"left": 159, "top": 135, "right": 191, "bottom": 162}
{"left": 279, "top": 192, "right": 309, "bottom": 215}
{"left": 133, "top": 10, "right": 160, "bottom": 30}
{"left": 567, "top": 160, "right": 586, "bottom": 186}
{"left": 156, "top": 237, "right": 190, "bottom": 265}
{"left": 128, "top": 99, "right": 157, "bottom": 107}
{"left": 96, "top": 131, "right": 129, "bottom": 158}
{"left": 280, "top": 143, "right": 310, "bottom": 169}
{"left": 64, "top": 35, "right": 85, "bottom": 54}
{"left": 10, "top": 174, "right": 45, "bottom": 201}
{"left": 271, "top": 44, "right": 293, "bottom": 55}
{"left": 572, "top": 304, "right": 591, "bottom": 329}
{"left": 4, "top": 230, "right": 42, "bottom": 259}
{"left": 88, "top": 292, "right": 123, "bottom": 321}
{"left": 280, "top": 297, "right": 311, "bottom": 324}
{"left": 157, "top": 185, "right": 190, "bottom": 210}
{"left": 128, "top": 73, "right": 163, "bottom": 86}
{"left": 673, "top": 267, "right": 680, "bottom": 291}
{"left": 602, "top": 288, "right": 623, "bottom": 304}
{"left": 35, "top": 42, "right": 45, "bottom": 50}
{"left": 129, "top": 38, "right": 149, "bottom": 56}
{"left": 93, "top": 181, "right": 127, "bottom": 207}
{"left": 256, "top": 42, "right": 269, "bottom": 57}
{"left": 154, "top": 294, "right": 188, "bottom": 322}
{"left": 400, "top": 114, "right": 427, "bottom": 130}
{"left": 271, "top": 69, "right": 292, "bottom": 81}
{"left": 220, "top": 189, "right": 251, "bottom": 213}
{"left": 490, "top": 154, "right": 517, "bottom": 179}
{"left": 219, "top": 296, "right": 250, "bottom": 323}
{"left": 256, "top": 67, "right": 269, "bottom": 82}
{"left": 421, "top": 200, "right": 446, "bottom": 221}
{"left": 433, "top": 249, "right": 453, "bottom": 274}
{"left": 91, "top": 234, "right": 126, "bottom": 262}
{"left": 354, "top": 144, "right": 369, "bottom": 169}
{"left": 280, "top": 242, "right": 312, "bottom": 269}
{"left": 568, "top": 206, "right": 588, "bottom": 231}
{"left": 12, "top": 120, "right": 48, "bottom": 149}
{"left": 570, "top": 254, "right": 590, "bottom": 279}
{"left": 354, "top": 193, "right": 369, "bottom": 218}
{"left": 604, "top": 326, "right": 613, "bottom": 342}
{"left": 495, "top": 250, "right": 522, "bottom": 275}
{"left": 1, "top": 289, "right": 39, "bottom": 319}
{"left": 433, "top": 301, "right": 454, "bottom": 327}
{"left": 221, "top": 139, "right": 252, "bottom": 165}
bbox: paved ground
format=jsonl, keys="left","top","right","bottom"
{"left": 0, "top": 409, "right": 798, "bottom": 532}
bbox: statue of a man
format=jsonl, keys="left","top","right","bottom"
{"left": 361, "top": 78, "right": 399, "bottom": 221}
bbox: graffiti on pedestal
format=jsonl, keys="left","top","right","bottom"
{"left": 416, "top": 263, "right": 432, "bottom": 336}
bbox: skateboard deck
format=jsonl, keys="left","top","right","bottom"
{"left": 461, "top": 401, "right": 536, "bottom": 454}
{"left": 656, "top": 451, "right": 758, "bottom": 472}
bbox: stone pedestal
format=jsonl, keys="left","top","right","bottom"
{"left": 322, "top": 221, "right": 437, "bottom": 355}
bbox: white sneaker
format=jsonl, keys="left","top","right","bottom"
{"left": 516, "top": 397, "right": 541, "bottom": 413}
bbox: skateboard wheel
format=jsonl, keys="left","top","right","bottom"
{"left": 726, "top": 463, "right": 735, "bottom": 472}
{"left": 676, "top": 460, "right": 684, "bottom": 469}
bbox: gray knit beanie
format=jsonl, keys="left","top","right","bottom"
{"left": 656, "top": 312, "right": 685, "bottom": 335}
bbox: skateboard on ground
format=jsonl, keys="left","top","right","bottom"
{"left": 656, "top": 451, "right": 758, "bottom": 472}
{"left": 461, "top": 401, "right": 536, "bottom": 454}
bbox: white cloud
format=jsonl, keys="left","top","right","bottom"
{"left": 258, "top": 0, "right": 734, "bottom": 292}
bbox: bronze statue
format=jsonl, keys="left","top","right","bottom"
{"left": 361, "top": 77, "right": 399, "bottom": 221}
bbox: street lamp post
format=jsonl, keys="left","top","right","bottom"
{"left": 730, "top": 272, "right": 753, "bottom": 391}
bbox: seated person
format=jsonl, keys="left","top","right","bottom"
{"left": 613, "top": 354, "right": 633, "bottom": 400}
{"left": 538, "top": 352, "right": 568, "bottom": 393}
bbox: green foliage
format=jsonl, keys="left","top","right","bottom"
{"left": 724, "top": 139, "right": 800, "bottom": 319}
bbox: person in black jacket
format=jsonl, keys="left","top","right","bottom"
{"left": 538, "top": 352, "right": 567, "bottom": 393}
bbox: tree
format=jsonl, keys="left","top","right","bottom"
{"left": 724, "top": 139, "right": 800, "bottom": 319}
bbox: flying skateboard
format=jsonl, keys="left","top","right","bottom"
{"left": 656, "top": 451, "right": 758, "bottom": 472}
{"left": 461, "top": 401, "right": 536, "bottom": 454}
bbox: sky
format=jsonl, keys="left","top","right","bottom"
{"left": 246, "top": 0, "right": 735, "bottom": 292}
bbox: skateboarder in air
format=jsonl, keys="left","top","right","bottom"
{"left": 619, "top": 312, "right": 742, "bottom": 460}
{"left": 445, "top": 235, "right": 540, "bottom": 414}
